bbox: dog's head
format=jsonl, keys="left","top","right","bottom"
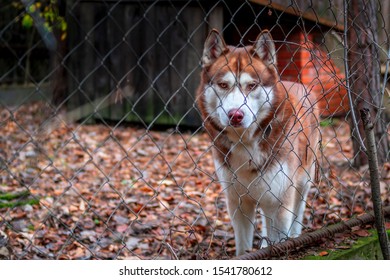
{"left": 199, "top": 29, "right": 279, "bottom": 137}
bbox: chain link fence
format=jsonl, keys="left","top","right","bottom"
{"left": 0, "top": 0, "right": 389, "bottom": 259}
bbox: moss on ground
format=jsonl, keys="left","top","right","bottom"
{"left": 303, "top": 230, "right": 390, "bottom": 260}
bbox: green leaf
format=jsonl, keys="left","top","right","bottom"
{"left": 43, "top": 22, "right": 52, "bottom": 32}
{"left": 28, "top": 4, "right": 37, "bottom": 13}
{"left": 320, "top": 118, "right": 333, "bottom": 127}
{"left": 22, "top": 14, "right": 34, "bottom": 29}
{"left": 60, "top": 20, "right": 67, "bottom": 31}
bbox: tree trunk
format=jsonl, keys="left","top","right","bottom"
{"left": 346, "top": 0, "right": 389, "bottom": 167}
{"left": 51, "top": 0, "right": 68, "bottom": 108}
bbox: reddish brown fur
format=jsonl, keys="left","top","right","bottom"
{"left": 197, "top": 46, "right": 313, "bottom": 173}
{"left": 196, "top": 30, "right": 320, "bottom": 255}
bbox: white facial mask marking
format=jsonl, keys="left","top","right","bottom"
{"left": 204, "top": 71, "right": 274, "bottom": 130}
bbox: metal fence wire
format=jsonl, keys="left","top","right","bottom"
{"left": 0, "top": 0, "right": 389, "bottom": 260}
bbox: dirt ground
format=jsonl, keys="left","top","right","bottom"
{"left": 0, "top": 102, "right": 389, "bottom": 259}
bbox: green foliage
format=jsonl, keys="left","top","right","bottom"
{"left": 303, "top": 230, "right": 390, "bottom": 260}
{"left": 0, "top": 190, "right": 39, "bottom": 209}
{"left": 19, "top": 0, "right": 67, "bottom": 40}
{"left": 0, "top": 197, "right": 40, "bottom": 208}
{"left": 0, "top": 190, "right": 30, "bottom": 200}
{"left": 21, "top": 13, "right": 34, "bottom": 28}
{"left": 320, "top": 118, "right": 334, "bottom": 127}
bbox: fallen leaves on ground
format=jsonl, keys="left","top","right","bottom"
{"left": 0, "top": 102, "right": 389, "bottom": 259}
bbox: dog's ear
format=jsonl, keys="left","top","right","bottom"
{"left": 252, "top": 30, "right": 276, "bottom": 66}
{"left": 202, "top": 29, "right": 228, "bottom": 67}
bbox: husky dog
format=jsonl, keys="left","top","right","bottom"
{"left": 196, "top": 29, "right": 320, "bottom": 255}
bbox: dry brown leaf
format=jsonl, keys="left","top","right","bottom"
{"left": 354, "top": 229, "right": 371, "bottom": 237}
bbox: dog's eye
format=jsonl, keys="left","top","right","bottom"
{"left": 218, "top": 82, "right": 228, "bottom": 89}
{"left": 247, "top": 83, "right": 258, "bottom": 91}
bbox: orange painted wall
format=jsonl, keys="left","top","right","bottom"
{"left": 275, "top": 32, "right": 349, "bottom": 117}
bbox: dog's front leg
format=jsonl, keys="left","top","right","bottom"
{"left": 262, "top": 193, "right": 304, "bottom": 244}
{"left": 225, "top": 190, "right": 257, "bottom": 256}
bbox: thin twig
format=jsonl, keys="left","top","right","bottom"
{"left": 162, "top": 241, "right": 179, "bottom": 260}
{"left": 360, "top": 108, "right": 390, "bottom": 260}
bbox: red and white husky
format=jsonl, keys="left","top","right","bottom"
{"left": 197, "top": 29, "right": 320, "bottom": 255}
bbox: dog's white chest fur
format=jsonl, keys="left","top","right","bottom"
{"left": 215, "top": 140, "right": 290, "bottom": 204}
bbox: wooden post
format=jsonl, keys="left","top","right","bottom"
{"left": 346, "top": 0, "right": 389, "bottom": 167}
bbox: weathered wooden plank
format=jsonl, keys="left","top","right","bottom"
{"left": 65, "top": 1, "right": 220, "bottom": 127}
